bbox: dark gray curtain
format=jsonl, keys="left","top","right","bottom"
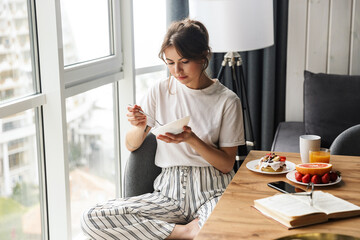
{"left": 166, "top": 0, "right": 188, "bottom": 24}
{"left": 166, "top": 0, "right": 288, "bottom": 151}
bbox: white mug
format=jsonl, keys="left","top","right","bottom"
{"left": 299, "top": 135, "right": 321, "bottom": 163}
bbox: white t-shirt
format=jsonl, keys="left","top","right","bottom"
{"left": 141, "top": 77, "right": 245, "bottom": 168}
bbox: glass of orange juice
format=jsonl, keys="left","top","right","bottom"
{"left": 309, "top": 148, "right": 331, "bottom": 163}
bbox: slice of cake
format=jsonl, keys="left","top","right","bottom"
{"left": 256, "top": 153, "right": 286, "bottom": 172}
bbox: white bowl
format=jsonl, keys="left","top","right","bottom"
{"left": 151, "top": 116, "right": 190, "bottom": 136}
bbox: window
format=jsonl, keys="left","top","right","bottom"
{"left": 1, "top": 0, "right": 132, "bottom": 239}
{"left": 60, "top": 0, "right": 111, "bottom": 66}
{"left": 66, "top": 84, "right": 117, "bottom": 239}
{"left": 133, "top": 0, "right": 166, "bottom": 69}
{"left": 0, "top": 0, "right": 36, "bottom": 103}
{"left": 135, "top": 70, "right": 167, "bottom": 103}
{"left": 0, "top": 0, "right": 45, "bottom": 239}
{"left": 0, "top": 110, "right": 43, "bottom": 239}
{"left": 133, "top": 0, "right": 167, "bottom": 102}
{"left": 60, "top": 0, "right": 122, "bottom": 89}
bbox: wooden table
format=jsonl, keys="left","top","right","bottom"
{"left": 195, "top": 150, "right": 360, "bottom": 239}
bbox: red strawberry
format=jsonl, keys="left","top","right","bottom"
{"left": 302, "top": 173, "right": 311, "bottom": 183}
{"left": 311, "top": 175, "right": 321, "bottom": 184}
{"left": 295, "top": 171, "right": 303, "bottom": 182}
{"left": 330, "top": 171, "right": 338, "bottom": 182}
{"left": 321, "top": 173, "right": 330, "bottom": 184}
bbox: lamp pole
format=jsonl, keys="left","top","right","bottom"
{"left": 217, "top": 52, "right": 255, "bottom": 151}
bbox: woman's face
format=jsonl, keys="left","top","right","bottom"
{"left": 164, "top": 46, "right": 204, "bottom": 89}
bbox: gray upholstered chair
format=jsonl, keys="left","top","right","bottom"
{"left": 272, "top": 71, "right": 360, "bottom": 153}
{"left": 123, "top": 133, "right": 161, "bottom": 197}
{"left": 330, "top": 124, "right": 360, "bottom": 156}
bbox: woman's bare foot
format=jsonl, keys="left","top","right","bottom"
{"left": 167, "top": 218, "right": 200, "bottom": 239}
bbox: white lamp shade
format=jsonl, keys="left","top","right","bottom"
{"left": 189, "top": 0, "right": 274, "bottom": 52}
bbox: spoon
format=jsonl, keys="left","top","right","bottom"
{"left": 128, "top": 104, "right": 164, "bottom": 126}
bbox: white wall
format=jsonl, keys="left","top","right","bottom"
{"left": 286, "top": 0, "right": 360, "bottom": 121}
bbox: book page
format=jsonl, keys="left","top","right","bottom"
{"left": 307, "top": 191, "right": 360, "bottom": 217}
{"left": 254, "top": 193, "right": 323, "bottom": 218}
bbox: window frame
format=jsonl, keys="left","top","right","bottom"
{"left": 0, "top": 0, "right": 49, "bottom": 238}
{"left": 1, "top": 0, "right": 136, "bottom": 239}
{"left": 35, "top": 0, "right": 132, "bottom": 239}
{"left": 135, "top": 64, "right": 166, "bottom": 75}
{"left": 62, "top": 0, "right": 123, "bottom": 90}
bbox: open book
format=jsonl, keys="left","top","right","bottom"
{"left": 253, "top": 191, "right": 360, "bottom": 229}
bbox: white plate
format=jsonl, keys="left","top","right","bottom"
{"left": 286, "top": 170, "right": 342, "bottom": 186}
{"left": 246, "top": 159, "right": 296, "bottom": 174}
{"left": 151, "top": 116, "right": 190, "bottom": 136}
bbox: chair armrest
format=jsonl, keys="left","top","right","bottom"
{"left": 271, "top": 122, "right": 305, "bottom": 153}
{"left": 123, "top": 133, "right": 162, "bottom": 197}
{"left": 330, "top": 124, "right": 360, "bottom": 156}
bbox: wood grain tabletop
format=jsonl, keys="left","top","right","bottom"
{"left": 195, "top": 150, "right": 360, "bottom": 240}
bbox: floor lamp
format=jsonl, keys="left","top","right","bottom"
{"left": 216, "top": 52, "right": 254, "bottom": 152}
{"left": 190, "top": 0, "right": 274, "bottom": 159}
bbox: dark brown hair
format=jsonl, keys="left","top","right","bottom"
{"left": 159, "top": 18, "right": 212, "bottom": 71}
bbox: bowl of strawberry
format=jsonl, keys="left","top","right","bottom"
{"left": 286, "top": 163, "right": 342, "bottom": 186}
{"left": 294, "top": 171, "right": 340, "bottom": 184}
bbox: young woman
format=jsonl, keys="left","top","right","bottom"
{"left": 81, "top": 18, "right": 244, "bottom": 240}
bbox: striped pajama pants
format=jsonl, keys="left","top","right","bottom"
{"left": 81, "top": 166, "right": 235, "bottom": 240}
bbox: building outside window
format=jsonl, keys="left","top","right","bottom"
{"left": 0, "top": 0, "right": 35, "bottom": 103}
{"left": 0, "top": 109, "right": 41, "bottom": 239}
{"left": 65, "top": 84, "right": 116, "bottom": 239}
{"left": 0, "top": 0, "right": 42, "bottom": 238}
